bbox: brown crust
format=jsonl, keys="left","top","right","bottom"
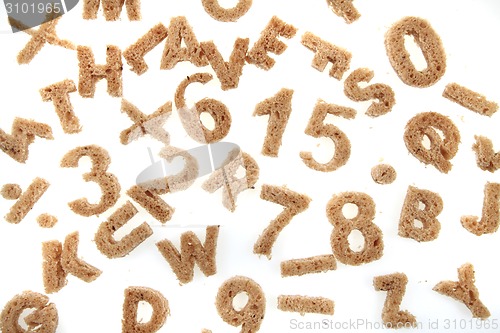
{"left": 247, "top": 16, "right": 297, "bottom": 70}
{"left": 94, "top": 201, "right": 153, "bottom": 258}
{"left": 215, "top": 276, "right": 266, "bottom": 333}
{"left": 433, "top": 263, "right": 490, "bottom": 319}
{"left": 472, "top": 135, "right": 500, "bottom": 172}
{"left": 156, "top": 226, "right": 219, "bottom": 284}
{"left": 254, "top": 185, "right": 311, "bottom": 258}
{"left": 326, "top": 0, "right": 360, "bottom": 24}
{"left": 373, "top": 272, "right": 417, "bottom": 328}
{"left": 300, "top": 100, "right": 354, "bottom": 172}
{"left": 385, "top": 16, "right": 446, "bottom": 87}
{"left": 200, "top": 38, "right": 249, "bottom": 90}
{"left": 40, "top": 79, "right": 81, "bottom": 134}
{"left": 301, "top": 32, "right": 352, "bottom": 80}
{"left": 123, "top": 23, "right": 169, "bottom": 75}
{"left": 83, "top": 0, "right": 141, "bottom": 21}
{"left": 5, "top": 177, "right": 50, "bottom": 224}
{"left": 77, "top": 45, "right": 123, "bottom": 98}
{"left": 281, "top": 255, "right": 337, "bottom": 277}
{"left": 60, "top": 145, "right": 120, "bottom": 217}
{"left": 443, "top": 83, "right": 498, "bottom": 117}
{"left": 160, "top": 16, "right": 208, "bottom": 70}
{"left": 201, "top": 0, "right": 253, "bottom": 22}
{"left": 327, "top": 192, "right": 384, "bottom": 265}
{"left": 8, "top": 16, "right": 75, "bottom": 64}
{"left": 371, "top": 164, "right": 397, "bottom": 185}
{"left": 403, "top": 112, "right": 460, "bottom": 173}
{"left": 344, "top": 68, "right": 395, "bottom": 117}
{"left": 0, "top": 291, "right": 58, "bottom": 333}
{"left": 0, "top": 117, "right": 53, "bottom": 163}
{"left": 277, "top": 295, "right": 334, "bottom": 315}
{"left": 398, "top": 186, "right": 443, "bottom": 242}
{"left": 254, "top": 88, "right": 294, "bottom": 157}
{"left": 122, "top": 287, "right": 169, "bottom": 333}
{"left": 461, "top": 182, "right": 500, "bottom": 236}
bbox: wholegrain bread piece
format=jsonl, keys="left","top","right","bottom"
{"left": 247, "top": 16, "right": 297, "bottom": 70}
{"left": 216, "top": 276, "right": 266, "bottom": 333}
{"left": 277, "top": 295, "right": 334, "bottom": 315}
{"left": 95, "top": 201, "right": 153, "bottom": 258}
{"left": 373, "top": 273, "right": 417, "bottom": 329}
{"left": 8, "top": 16, "right": 75, "bottom": 65}
{"left": 37, "top": 214, "right": 58, "bottom": 228}
{"left": 60, "top": 145, "right": 120, "bottom": 217}
{"left": 156, "top": 226, "right": 219, "bottom": 284}
{"left": 281, "top": 255, "right": 337, "bottom": 277}
{"left": 371, "top": 164, "right": 397, "bottom": 185}
{"left": 42, "top": 241, "right": 67, "bottom": 294}
{"left": 433, "top": 263, "right": 490, "bottom": 319}
{"left": 1, "top": 184, "right": 22, "bottom": 200}
{"left": 202, "top": 151, "right": 259, "bottom": 212}
{"left": 403, "top": 112, "right": 460, "bottom": 173}
{"left": 24, "top": 303, "right": 58, "bottom": 333}
{"left": 301, "top": 32, "right": 352, "bottom": 80}
{"left": 43, "top": 232, "right": 102, "bottom": 293}
{"left": 202, "top": 0, "right": 252, "bottom": 22}
{"left": 399, "top": 186, "right": 443, "bottom": 242}
{"left": 5, "top": 178, "right": 50, "bottom": 224}
{"left": 472, "top": 136, "right": 500, "bottom": 172}
{"left": 385, "top": 16, "right": 446, "bottom": 88}
{"left": 254, "top": 88, "right": 293, "bottom": 157}
{"left": 326, "top": 0, "right": 360, "bottom": 24}
{"left": 0, "top": 118, "right": 53, "bottom": 163}
{"left": 61, "top": 232, "right": 102, "bottom": 283}
{"left": 200, "top": 38, "right": 249, "bottom": 90}
{"left": 0, "top": 291, "right": 58, "bottom": 333}
{"left": 120, "top": 99, "right": 172, "bottom": 145}
{"left": 127, "top": 185, "right": 174, "bottom": 224}
{"left": 40, "top": 79, "right": 81, "bottom": 134}
{"left": 83, "top": 0, "right": 141, "bottom": 20}
{"left": 300, "top": 100, "right": 355, "bottom": 172}
{"left": 123, "top": 23, "right": 169, "bottom": 75}
{"left": 122, "top": 287, "right": 169, "bottom": 333}
{"left": 77, "top": 45, "right": 123, "bottom": 98}
{"left": 254, "top": 185, "right": 311, "bottom": 258}
{"left": 327, "top": 192, "right": 384, "bottom": 265}
{"left": 175, "top": 73, "right": 232, "bottom": 143}
{"left": 461, "top": 182, "right": 500, "bottom": 236}
{"left": 344, "top": 68, "right": 395, "bottom": 117}
{"left": 160, "top": 16, "right": 208, "bottom": 70}
{"left": 443, "top": 83, "right": 498, "bottom": 117}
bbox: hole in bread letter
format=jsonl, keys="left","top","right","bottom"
{"left": 137, "top": 301, "right": 154, "bottom": 324}
{"left": 200, "top": 112, "right": 216, "bottom": 131}
{"left": 232, "top": 292, "right": 250, "bottom": 311}
{"left": 347, "top": 229, "right": 364, "bottom": 252}
{"left": 404, "top": 35, "right": 427, "bottom": 71}
{"left": 342, "top": 203, "right": 359, "bottom": 219}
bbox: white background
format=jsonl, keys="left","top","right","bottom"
{"left": 0, "top": 0, "right": 499, "bottom": 332}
